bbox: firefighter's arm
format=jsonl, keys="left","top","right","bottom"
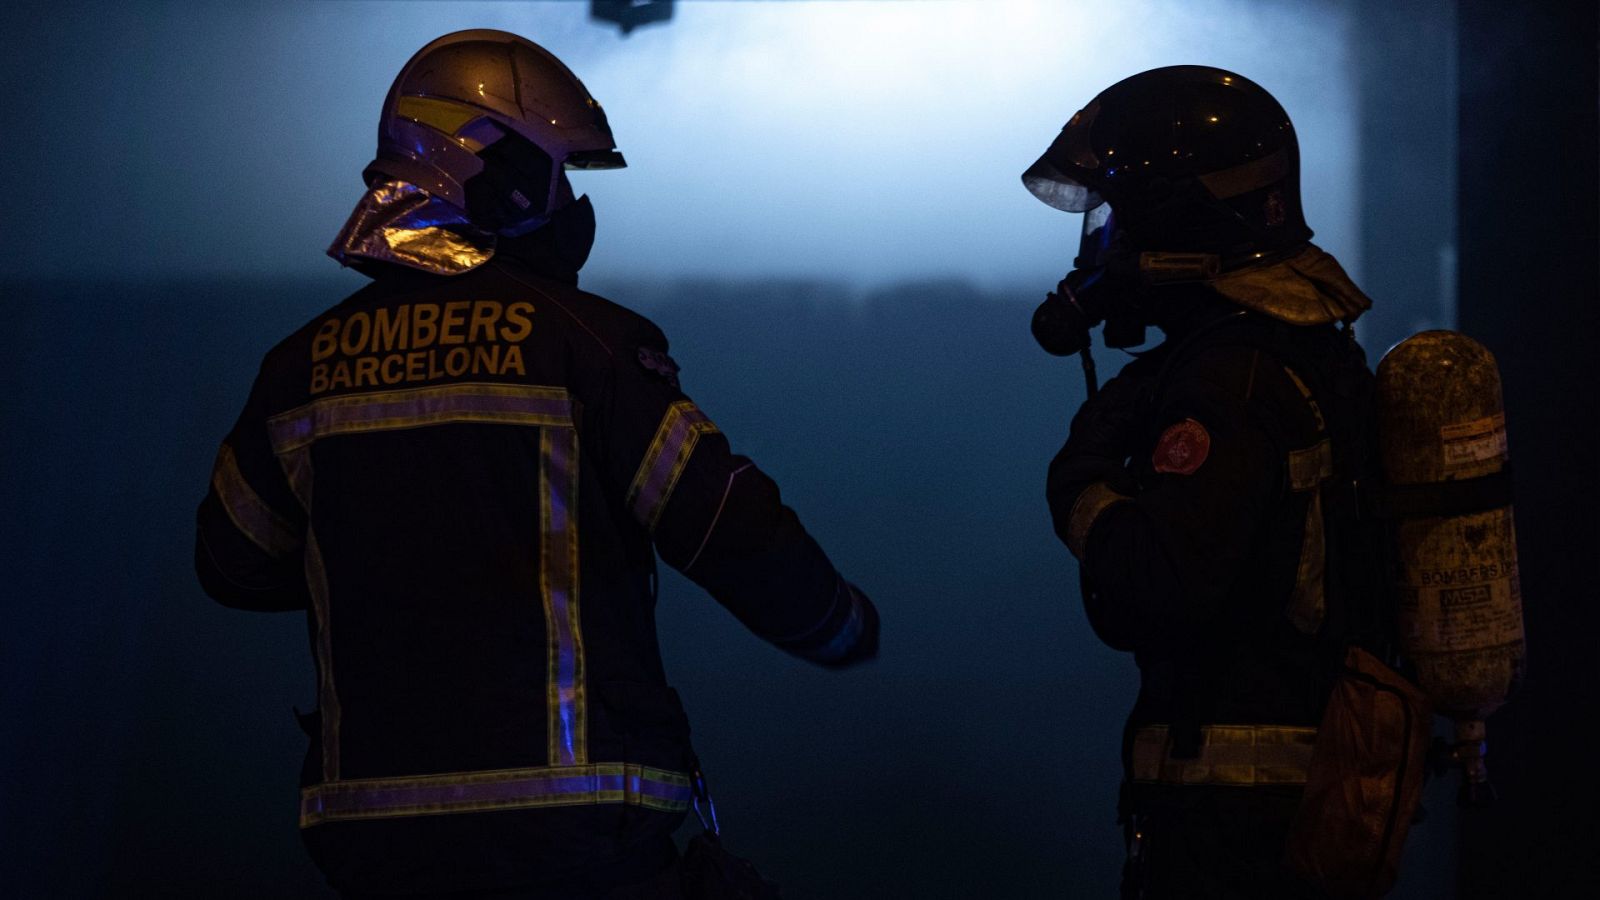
{"left": 195, "top": 371, "right": 309, "bottom": 612}
{"left": 1048, "top": 347, "right": 1284, "bottom": 649}
{"left": 591, "top": 325, "right": 877, "bottom": 668}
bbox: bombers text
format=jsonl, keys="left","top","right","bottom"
{"left": 309, "top": 300, "right": 534, "bottom": 394}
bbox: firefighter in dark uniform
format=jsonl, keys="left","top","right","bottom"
{"left": 1024, "top": 67, "right": 1385, "bottom": 898}
{"left": 195, "top": 31, "right": 877, "bottom": 899}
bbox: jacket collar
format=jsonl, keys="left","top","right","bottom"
{"left": 1207, "top": 243, "right": 1372, "bottom": 326}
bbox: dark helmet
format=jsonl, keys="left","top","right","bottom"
{"left": 1023, "top": 65, "right": 1311, "bottom": 264}
{"left": 366, "top": 30, "right": 625, "bottom": 235}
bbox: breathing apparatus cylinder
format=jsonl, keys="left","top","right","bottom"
{"left": 1375, "top": 331, "right": 1525, "bottom": 806}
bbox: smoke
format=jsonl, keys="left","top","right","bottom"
{"left": 5, "top": 0, "right": 1355, "bottom": 290}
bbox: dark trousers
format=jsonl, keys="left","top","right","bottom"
{"left": 1122, "top": 784, "right": 1327, "bottom": 900}
{"left": 340, "top": 838, "right": 683, "bottom": 900}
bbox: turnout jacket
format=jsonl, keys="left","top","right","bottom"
{"left": 1048, "top": 289, "right": 1381, "bottom": 759}
{"left": 196, "top": 233, "right": 876, "bottom": 893}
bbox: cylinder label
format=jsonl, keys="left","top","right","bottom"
{"left": 1394, "top": 509, "right": 1525, "bottom": 713}
{"left": 1440, "top": 413, "right": 1507, "bottom": 469}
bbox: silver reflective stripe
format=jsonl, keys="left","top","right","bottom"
{"left": 1066, "top": 480, "right": 1132, "bottom": 559}
{"left": 265, "top": 383, "right": 589, "bottom": 775}
{"left": 807, "top": 581, "right": 868, "bottom": 663}
{"left": 210, "top": 443, "right": 300, "bottom": 558}
{"left": 1287, "top": 439, "right": 1333, "bottom": 492}
{"left": 1197, "top": 148, "right": 1290, "bottom": 200}
{"left": 266, "top": 383, "right": 574, "bottom": 453}
{"left": 1131, "top": 724, "right": 1316, "bottom": 786}
{"left": 299, "top": 763, "right": 692, "bottom": 827}
{"left": 1288, "top": 488, "right": 1329, "bottom": 634}
{"left": 626, "top": 401, "right": 718, "bottom": 531}
{"left": 541, "top": 426, "right": 586, "bottom": 766}
{"left": 305, "top": 529, "right": 342, "bottom": 781}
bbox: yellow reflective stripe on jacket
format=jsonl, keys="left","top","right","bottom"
{"left": 304, "top": 529, "right": 342, "bottom": 781}
{"left": 1287, "top": 439, "right": 1333, "bottom": 492}
{"left": 1284, "top": 384, "right": 1334, "bottom": 633}
{"left": 210, "top": 443, "right": 301, "bottom": 558}
{"left": 263, "top": 383, "right": 590, "bottom": 775}
{"left": 299, "top": 763, "right": 692, "bottom": 828}
{"left": 1066, "top": 480, "right": 1132, "bottom": 559}
{"left": 266, "top": 383, "right": 573, "bottom": 453}
{"left": 540, "top": 426, "right": 586, "bottom": 766}
{"left": 626, "top": 401, "right": 719, "bottom": 531}
{"left": 1131, "top": 724, "right": 1317, "bottom": 786}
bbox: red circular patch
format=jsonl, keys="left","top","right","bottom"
{"left": 1152, "top": 419, "right": 1211, "bottom": 475}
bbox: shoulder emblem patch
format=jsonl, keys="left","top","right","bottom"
{"left": 636, "top": 346, "right": 681, "bottom": 388}
{"left": 1152, "top": 418, "right": 1211, "bottom": 476}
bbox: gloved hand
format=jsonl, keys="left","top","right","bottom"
{"left": 822, "top": 582, "right": 880, "bottom": 669}
{"left": 789, "top": 578, "right": 880, "bottom": 669}
{"left": 1046, "top": 373, "right": 1150, "bottom": 531}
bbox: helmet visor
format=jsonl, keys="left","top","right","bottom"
{"left": 1022, "top": 105, "right": 1104, "bottom": 212}
{"left": 1022, "top": 156, "right": 1103, "bottom": 212}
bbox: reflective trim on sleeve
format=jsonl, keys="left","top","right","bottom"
{"left": 266, "top": 383, "right": 573, "bottom": 452}
{"left": 305, "top": 528, "right": 343, "bottom": 781}
{"left": 1131, "top": 724, "right": 1316, "bottom": 786}
{"left": 1287, "top": 488, "right": 1329, "bottom": 634}
{"left": 810, "top": 585, "right": 867, "bottom": 663}
{"left": 299, "top": 762, "right": 692, "bottom": 828}
{"left": 1287, "top": 439, "right": 1334, "bottom": 492}
{"left": 278, "top": 446, "right": 314, "bottom": 512}
{"left": 540, "top": 426, "right": 587, "bottom": 767}
{"left": 1065, "top": 481, "right": 1132, "bottom": 559}
{"left": 211, "top": 443, "right": 301, "bottom": 558}
{"left": 1286, "top": 439, "right": 1333, "bottom": 634}
{"left": 626, "top": 401, "right": 720, "bottom": 531}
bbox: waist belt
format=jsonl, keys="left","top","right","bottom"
{"left": 1131, "top": 724, "right": 1317, "bottom": 786}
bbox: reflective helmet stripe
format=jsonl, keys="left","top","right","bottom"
{"left": 396, "top": 95, "right": 485, "bottom": 137}
{"left": 1197, "top": 147, "right": 1292, "bottom": 200}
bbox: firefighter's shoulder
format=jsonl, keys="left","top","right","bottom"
{"left": 563, "top": 285, "right": 671, "bottom": 358}
{"left": 505, "top": 276, "right": 684, "bottom": 391}
{"left": 246, "top": 295, "right": 358, "bottom": 411}
{"left": 1161, "top": 339, "right": 1272, "bottom": 405}
{"left": 482, "top": 262, "right": 669, "bottom": 359}
{"left": 567, "top": 288, "right": 681, "bottom": 391}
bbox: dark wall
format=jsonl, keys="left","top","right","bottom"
{"left": 1456, "top": 2, "right": 1600, "bottom": 895}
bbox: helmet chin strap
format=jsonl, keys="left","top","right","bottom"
{"left": 1039, "top": 203, "right": 1259, "bottom": 359}
{"left": 496, "top": 169, "right": 576, "bottom": 237}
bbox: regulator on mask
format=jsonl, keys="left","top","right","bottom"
{"left": 1030, "top": 204, "right": 1220, "bottom": 394}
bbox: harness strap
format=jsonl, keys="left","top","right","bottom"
{"left": 1362, "top": 466, "right": 1515, "bottom": 519}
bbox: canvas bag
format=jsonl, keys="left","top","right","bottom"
{"left": 1285, "top": 646, "right": 1432, "bottom": 899}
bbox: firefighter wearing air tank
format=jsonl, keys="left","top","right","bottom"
{"left": 195, "top": 31, "right": 877, "bottom": 900}
{"left": 1028, "top": 67, "right": 1396, "bottom": 898}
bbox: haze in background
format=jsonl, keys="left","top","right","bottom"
{"left": 2, "top": 3, "right": 1464, "bottom": 898}
{"left": 5, "top": 0, "right": 1356, "bottom": 289}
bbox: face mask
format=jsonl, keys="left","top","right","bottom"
{"left": 1031, "top": 206, "right": 1142, "bottom": 356}
{"left": 1031, "top": 205, "right": 1220, "bottom": 357}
